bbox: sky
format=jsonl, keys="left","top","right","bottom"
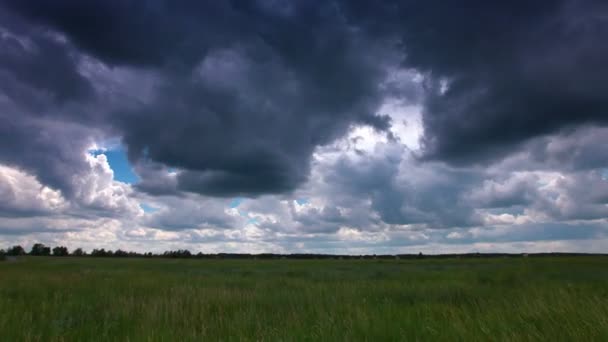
{"left": 1, "top": 0, "right": 608, "bottom": 254}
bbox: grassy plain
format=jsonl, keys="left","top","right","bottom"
{"left": 1, "top": 256, "right": 608, "bottom": 341}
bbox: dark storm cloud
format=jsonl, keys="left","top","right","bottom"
{"left": 1, "top": 0, "right": 200, "bottom": 67}
{"left": 2, "top": 0, "right": 607, "bottom": 203}
{"left": 0, "top": 115, "right": 94, "bottom": 198}
{"left": 0, "top": 9, "right": 101, "bottom": 199}
{"left": 3, "top": 0, "right": 396, "bottom": 197}
{"left": 417, "top": 0, "right": 608, "bottom": 164}
{"left": 345, "top": 0, "right": 608, "bottom": 164}
{"left": 0, "top": 10, "right": 93, "bottom": 106}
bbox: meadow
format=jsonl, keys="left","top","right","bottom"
{"left": 2, "top": 256, "right": 608, "bottom": 341}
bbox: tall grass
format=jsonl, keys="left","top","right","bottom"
{"left": 1, "top": 257, "right": 608, "bottom": 341}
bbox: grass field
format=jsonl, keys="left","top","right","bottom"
{"left": 2, "top": 257, "right": 608, "bottom": 341}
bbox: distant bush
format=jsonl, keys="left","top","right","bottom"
{"left": 114, "top": 249, "right": 129, "bottom": 257}
{"left": 7, "top": 245, "right": 26, "bottom": 256}
{"left": 30, "top": 243, "right": 51, "bottom": 256}
{"left": 52, "top": 246, "right": 69, "bottom": 256}
{"left": 164, "top": 249, "right": 192, "bottom": 258}
{"left": 72, "top": 248, "right": 85, "bottom": 256}
{"left": 91, "top": 248, "right": 110, "bottom": 257}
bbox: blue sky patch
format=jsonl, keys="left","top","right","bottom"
{"left": 229, "top": 197, "right": 244, "bottom": 208}
{"left": 105, "top": 149, "right": 139, "bottom": 184}
{"left": 140, "top": 203, "right": 159, "bottom": 213}
{"left": 246, "top": 216, "right": 259, "bottom": 225}
{"left": 91, "top": 147, "right": 139, "bottom": 184}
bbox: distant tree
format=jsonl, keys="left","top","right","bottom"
{"left": 30, "top": 243, "right": 51, "bottom": 256}
{"left": 114, "top": 249, "right": 128, "bottom": 257}
{"left": 91, "top": 248, "right": 107, "bottom": 257}
{"left": 72, "top": 248, "right": 85, "bottom": 256}
{"left": 90, "top": 248, "right": 116, "bottom": 257}
{"left": 7, "top": 245, "right": 26, "bottom": 256}
{"left": 52, "top": 246, "right": 69, "bottom": 256}
{"left": 30, "top": 243, "right": 43, "bottom": 255}
{"left": 163, "top": 249, "right": 192, "bottom": 258}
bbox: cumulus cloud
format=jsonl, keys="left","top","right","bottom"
{"left": 0, "top": 151, "right": 141, "bottom": 231}
{"left": 0, "top": 165, "right": 67, "bottom": 217}
{"left": 71, "top": 153, "right": 142, "bottom": 217}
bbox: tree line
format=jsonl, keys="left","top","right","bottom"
{"left": 1, "top": 243, "right": 602, "bottom": 260}
{"left": 0, "top": 244, "right": 197, "bottom": 258}
{"left": 0, "top": 243, "right": 426, "bottom": 259}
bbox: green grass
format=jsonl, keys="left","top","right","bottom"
{"left": 2, "top": 257, "right": 608, "bottom": 341}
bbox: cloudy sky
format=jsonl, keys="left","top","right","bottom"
{"left": 1, "top": 0, "right": 608, "bottom": 254}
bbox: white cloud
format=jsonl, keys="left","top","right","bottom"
{"left": 2, "top": 119, "right": 608, "bottom": 255}
{"left": 0, "top": 164, "right": 67, "bottom": 215}
{"left": 72, "top": 153, "right": 143, "bottom": 217}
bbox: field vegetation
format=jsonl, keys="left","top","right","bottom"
{"left": 2, "top": 256, "right": 608, "bottom": 341}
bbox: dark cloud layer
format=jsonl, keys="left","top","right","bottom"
{"left": 346, "top": 0, "right": 608, "bottom": 164}
{"left": 2, "top": 0, "right": 395, "bottom": 198}
{"left": 1, "top": 0, "right": 607, "bottom": 202}
{"left": 415, "top": 0, "right": 608, "bottom": 164}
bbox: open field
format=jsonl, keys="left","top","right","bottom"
{"left": 2, "top": 257, "right": 608, "bottom": 341}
